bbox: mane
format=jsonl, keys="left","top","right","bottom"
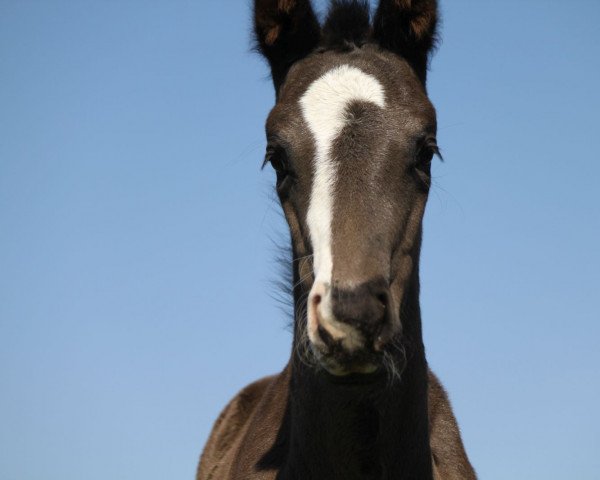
{"left": 321, "top": 0, "right": 371, "bottom": 50}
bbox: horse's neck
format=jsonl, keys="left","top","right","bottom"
{"left": 282, "top": 279, "right": 433, "bottom": 480}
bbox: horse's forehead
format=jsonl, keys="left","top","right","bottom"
{"left": 301, "top": 64, "right": 386, "bottom": 108}
{"left": 270, "top": 50, "right": 433, "bottom": 138}
{"left": 299, "top": 64, "right": 386, "bottom": 150}
{"left": 269, "top": 60, "right": 386, "bottom": 141}
{"left": 280, "top": 52, "right": 390, "bottom": 105}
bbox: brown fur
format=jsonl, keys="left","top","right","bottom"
{"left": 198, "top": 2, "right": 477, "bottom": 478}
{"left": 198, "top": 368, "right": 474, "bottom": 479}
{"left": 254, "top": 0, "right": 321, "bottom": 87}
{"left": 393, "top": 0, "right": 438, "bottom": 39}
{"left": 373, "top": 0, "right": 438, "bottom": 83}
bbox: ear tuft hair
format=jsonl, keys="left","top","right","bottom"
{"left": 322, "top": 0, "right": 371, "bottom": 50}
{"left": 254, "top": 0, "right": 321, "bottom": 90}
{"left": 373, "top": 0, "right": 439, "bottom": 84}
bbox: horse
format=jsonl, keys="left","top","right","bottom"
{"left": 198, "top": 1, "right": 476, "bottom": 478}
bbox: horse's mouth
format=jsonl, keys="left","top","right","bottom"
{"left": 311, "top": 340, "right": 383, "bottom": 378}
{"left": 322, "top": 358, "right": 380, "bottom": 377}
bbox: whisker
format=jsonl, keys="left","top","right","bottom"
{"left": 291, "top": 268, "right": 314, "bottom": 291}
{"left": 292, "top": 253, "right": 314, "bottom": 264}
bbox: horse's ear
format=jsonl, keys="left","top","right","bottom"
{"left": 372, "top": 0, "right": 439, "bottom": 84}
{"left": 254, "top": 0, "right": 321, "bottom": 91}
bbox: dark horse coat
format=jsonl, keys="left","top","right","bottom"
{"left": 198, "top": 0, "right": 477, "bottom": 478}
{"left": 199, "top": 368, "right": 474, "bottom": 479}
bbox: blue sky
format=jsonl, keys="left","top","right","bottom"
{"left": 1, "top": 1, "right": 599, "bottom": 479}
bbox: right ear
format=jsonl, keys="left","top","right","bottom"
{"left": 372, "top": 0, "right": 439, "bottom": 85}
{"left": 254, "top": 0, "right": 321, "bottom": 91}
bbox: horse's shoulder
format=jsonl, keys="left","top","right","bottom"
{"left": 197, "top": 374, "right": 278, "bottom": 480}
{"left": 428, "top": 369, "right": 478, "bottom": 480}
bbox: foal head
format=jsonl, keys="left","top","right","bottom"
{"left": 255, "top": 0, "right": 440, "bottom": 377}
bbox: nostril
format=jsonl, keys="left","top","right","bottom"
{"left": 313, "top": 294, "right": 322, "bottom": 305}
{"left": 376, "top": 293, "right": 387, "bottom": 311}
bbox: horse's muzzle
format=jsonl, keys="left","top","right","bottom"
{"left": 307, "top": 277, "right": 399, "bottom": 376}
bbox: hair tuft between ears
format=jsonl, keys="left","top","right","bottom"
{"left": 321, "top": 0, "right": 371, "bottom": 50}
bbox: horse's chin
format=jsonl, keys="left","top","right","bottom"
{"left": 319, "top": 362, "right": 388, "bottom": 387}
{"left": 313, "top": 349, "right": 382, "bottom": 379}
{"left": 323, "top": 361, "right": 379, "bottom": 377}
{"left": 307, "top": 336, "right": 393, "bottom": 384}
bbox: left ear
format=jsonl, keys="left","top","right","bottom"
{"left": 372, "top": 0, "right": 439, "bottom": 84}
{"left": 254, "top": 0, "right": 321, "bottom": 91}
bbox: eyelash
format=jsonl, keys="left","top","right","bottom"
{"left": 262, "top": 145, "right": 288, "bottom": 173}
{"left": 413, "top": 138, "right": 442, "bottom": 188}
{"left": 263, "top": 144, "right": 295, "bottom": 195}
{"left": 415, "top": 137, "right": 442, "bottom": 168}
{"left": 262, "top": 138, "right": 441, "bottom": 192}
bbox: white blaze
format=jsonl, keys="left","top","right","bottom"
{"left": 299, "top": 65, "right": 386, "bottom": 284}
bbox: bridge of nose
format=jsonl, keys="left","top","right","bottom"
{"left": 329, "top": 176, "right": 397, "bottom": 288}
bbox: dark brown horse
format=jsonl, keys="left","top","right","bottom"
{"left": 198, "top": 1, "right": 476, "bottom": 478}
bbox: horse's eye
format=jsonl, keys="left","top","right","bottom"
{"left": 270, "top": 152, "right": 288, "bottom": 174}
{"left": 416, "top": 147, "right": 434, "bottom": 171}
{"left": 263, "top": 144, "right": 294, "bottom": 195}
{"left": 413, "top": 138, "right": 442, "bottom": 189}
{"left": 263, "top": 145, "right": 288, "bottom": 173}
